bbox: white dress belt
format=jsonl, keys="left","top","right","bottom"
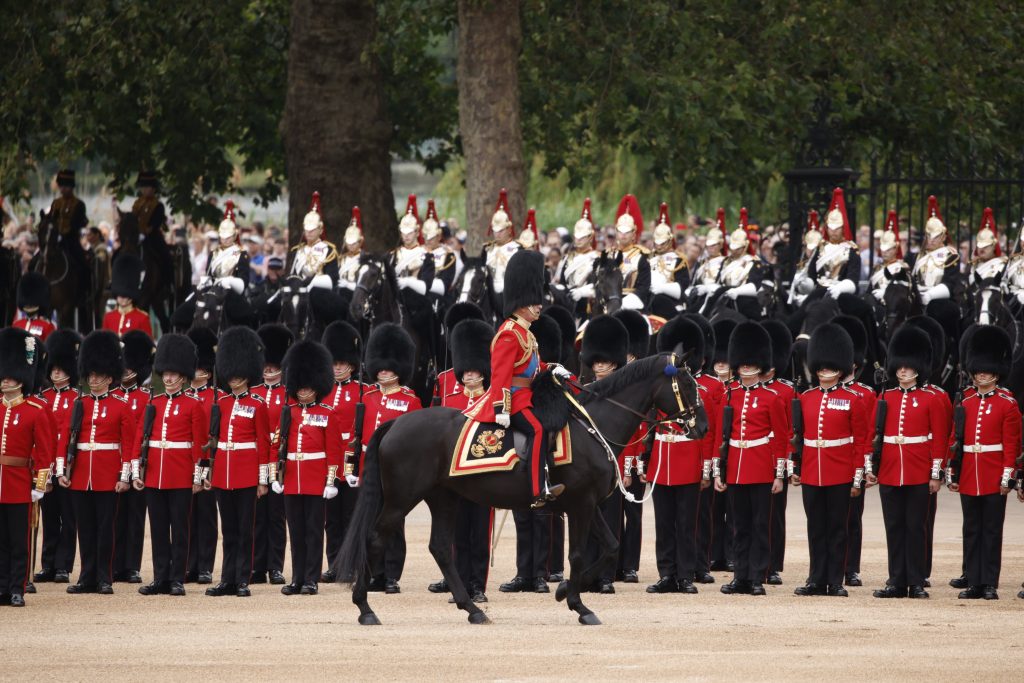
{"left": 729, "top": 436, "right": 771, "bottom": 449}
{"left": 287, "top": 452, "right": 326, "bottom": 461}
{"left": 77, "top": 443, "right": 120, "bottom": 451}
{"left": 804, "top": 436, "right": 854, "bottom": 448}
{"left": 220, "top": 442, "right": 257, "bottom": 450}
{"left": 883, "top": 435, "right": 931, "bottom": 445}
{"left": 964, "top": 443, "right": 1003, "bottom": 453}
{"left": 148, "top": 440, "right": 194, "bottom": 449}
{"left": 655, "top": 433, "right": 696, "bottom": 443}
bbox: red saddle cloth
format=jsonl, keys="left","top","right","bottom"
{"left": 449, "top": 418, "right": 572, "bottom": 478}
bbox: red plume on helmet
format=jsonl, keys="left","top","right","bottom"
{"left": 715, "top": 207, "right": 726, "bottom": 232}
{"left": 826, "top": 187, "right": 853, "bottom": 241}
{"left": 882, "top": 209, "right": 902, "bottom": 258}
{"left": 739, "top": 207, "right": 757, "bottom": 255}
{"left": 522, "top": 208, "right": 539, "bottom": 247}
{"left": 807, "top": 209, "right": 820, "bottom": 234}
{"left": 309, "top": 191, "right": 321, "bottom": 215}
{"left": 615, "top": 194, "right": 644, "bottom": 238}
{"left": 978, "top": 207, "right": 1000, "bottom": 256}
{"left": 349, "top": 206, "right": 362, "bottom": 229}
{"left": 488, "top": 188, "right": 515, "bottom": 237}
{"left": 404, "top": 193, "right": 419, "bottom": 223}
{"left": 581, "top": 197, "right": 592, "bottom": 223}
{"left": 927, "top": 195, "right": 943, "bottom": 222}
{"left": 657, "top": 202, "right": 671, "bottom": 226}
{"left": 223, "top": 200, "right": 236, "bottom": 222}
{"left": 425, "top": 199, "right": 439, "bottom": 223}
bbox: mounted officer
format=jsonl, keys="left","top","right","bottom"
{"left": 482, "top": 188, "right": 522, "bottom": 305}
{"left": 203, "top": 201, "right": 249, "bottom": 295}
{"left": 553, "top": 198, "right": 602, "bottom": 323}
{"left": 806, "top": 188, "right": 860, "bottom": 302}
{"left": 607, "top": 194, "right": 649, "bottom": 311}
{"left": 718, "top": 209, "right": 775, "bottom": 320}
{"left": 647, "top": 202, "right": 690, "bottom": 319}
{"left": 687, "top": 207, "right": 726, "bottom": 313}
{"left": 968, "top": 208, "right": 1007, "bottom": 325}
{"left": 911, "top": 195, "right": 964, "bottom": 336}
{"left": 289, "top": 191, "right": 339, "bottom": 291}
{"left": 423, "top": 199, "right": 457, "bottom": 304}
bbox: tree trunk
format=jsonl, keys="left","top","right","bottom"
{"left": 284, "top": 0, "right": 396, "bottom": 252}
{"left": 457, "top": 0, "right": 526, "bottom": 253}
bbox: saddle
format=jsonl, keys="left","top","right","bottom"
{"left": 449, "top": 419, "right": 572, "bottom": 478}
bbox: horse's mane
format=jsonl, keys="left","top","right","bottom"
{"left": 360, "top": 252, "right": 400, "bottom": 291}
{"left": 581, "top": 354, "right": 666, "bottom": 405}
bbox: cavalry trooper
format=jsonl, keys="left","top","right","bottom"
{"left": 608, "top": 193, "right": 650, "bottom": 311}
{"left": 807, "top": 188, "right": 860, "bottom": 301}
{"left": 131, "top": 171, "right": 174, "bottom": 290}
{"left": 761, "top": 320, "right": 795, "bottom": 586}
{"left": 482, "top": 188, "right": 522, "bottom": 303}
{"left": 135, "top": 334, "right": 207, "bottom": 597}
{"left": 59, "top": 330, "right": 135, "bottom": 595}
{"left": 391, "top": 194, "right": 435, "bottom": 301}
{"left": 337, "top": 206, "right": 364, "bottom": 293}
{"left": 579, "top": 315, "right": 630, "bottom": 594}
{"left": 0, "top": 328, "right": 55, "bottom": 608}
{"left": 251, "top": 323, "right": 293, "bottom": 586}
{"left": 792, "top": 324, "right": 869, "bottom": 598}
{"left": 320, "top": 321, "right": 367, "bottom": 582}
{"left": 423, "top": 199, "right": 457, "bottom": 302}
{"left": 112, "top": 330, "right": 153, "bottom": 584}
{"left": 647, "top": 202, "right": 690, "bottom": 319}
{"left": 718, "top": 209, "right": 775, "bottom": 320}
{"left": 686, "top": 207, "right": 727, "bottom": 313}
{"left": 206, "top": 327, "right": 270, "bottom": 598}
{"left": 968, "top": 208, "right": 1007, "bottom": 325}
{"left": 869, "top": 210, "right": 910, "bottom": 306}
{"left": 277, "top": 339, "right": 343, "bottom": 596}
{"left": 788, "top": 211, "right": 824, "bottom": 307}
{"left": 349, "top": 323, "right": 422, "bottom": 594}
{"left": 830, "top": 314, "right": 876, "bottom": 588}
{"left": 47, "top": 169, "right": 89, "bottom": 292}
{"left": 714, "top": 322, "right": 788, "bottom": 595}
{"left": 1003, "top": 216, "right": 1024, "bottom": 307}
{"left": 433, "top": 302, "right": 486, "bottom": 404}
{"left": 553, "top": 197, "right": 602, "bottom": 323}
{"left": 12, "top": 272, "right": 55, "bottom": 341}
{"left": 104, "top": 253, "right": 153, "bottom": 338}
{"left": 203, "top": 200, "right": 250, "bottom": 294}
{"left": 645, "top": 316, "right": 713, "bottom": 595}
{"left": 34, "top": 330, "right": 80, "bottom": 585}
{"left": 912, "top": 195, "right": 964, "bottom": 326}
{"left": 518, "top": 208, "right": 541, "bottom": 251}
{"left": 184, "top": 326, "right": 218, "bottom": 585}
{"left": 948, "top": 326, "right": 1020, "bottom": 601}
{"left": 867, "top": 326, "right": 948, "bottom": 599}
{"left": 289, "top": 191, "right": 339, "bottom": 291}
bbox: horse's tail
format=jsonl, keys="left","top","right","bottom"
{"left": 332, "top": 419, "right": 394, "bottom": 584}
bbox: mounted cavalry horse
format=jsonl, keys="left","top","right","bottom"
{"left": 31, "top": 208, "right": 91, "bottom": 329}
{"left": 114, "top": 207, "right": 177, "bottom": 333}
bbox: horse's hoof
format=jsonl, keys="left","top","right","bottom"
{"left": 578, "top": 613, "right": 602, "bottom": 626}
{"left": 358, "top": 613, "right": 381, "bottom": 626}
{"left": 555, "top": 580, "right": 569, "bottom": 602}
{"left": 468, "top": 611, "right": 490, "bottom": 625}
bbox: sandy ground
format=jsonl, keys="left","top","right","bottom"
{"left": 5, "top": 488, "right": 1024, "bottom": 682}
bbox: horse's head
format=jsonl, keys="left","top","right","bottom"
{"left": 115, "top": 207, "right": 140, "bottom": 252}
{"left": 591, "top": 252, "right": 623, "bottom": 315}
{"left": 882, "top": 274, "right": 912, "bottom": 341}
{"left": 456, "top": 259, "right": 489, "bottom": 307}
{"left": 349, "top": 254, "right": 385, "bottom": 322}
{"left": 36, "top": 208, "right": 57, "bottom": 248}
{"left": 277, "top": 275, "right": 310, "bottom": 335}
{"left": 654, "top": 349, "right": 708, "bottom": 440}
{"left": 192, "top": 286, "right": 227, "bottom": 333}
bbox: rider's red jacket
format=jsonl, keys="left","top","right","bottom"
{"left": 464, "top": 315, "right": 545, "bottom": 423}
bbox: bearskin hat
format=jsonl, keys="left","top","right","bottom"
{"left": 682, "top": 313, "right": 715, "bottom": 366}
{"left": 154, "top": 333, "right": 198, "bottom": 381}
{"left": 831, "top": 315, "right": 868, "bottom": 371}
{"left": 45, "top": 329, "right": 81, "bottom": 386}
{"left": 169, "top": 301, "right": 196, "bottom": 332}
{"left": 886, "top": 326, "right": 932, "bottom": 381}
{"left": 321, "top": 321, "right": 361, "bottom": 368}
{"left": 121, "top": 330, "right": 155, "bottom": 380}
{"left": 657, "top": 315, "right": 705, "bottom": 363}
{"left": 502, "top": 250, "right": 546, "bottom": 318}
{"left": 257, "top": 323, "right": 294, "bottom": 367}
{"left": 110, "top": 253, "right": 144, "bottom": 300}
{"left": 761, "top": 320, "right": 793, "bottom": 376}
{"left": 581, "top": 315, "right": 629, "bottom": 369}
{"left": 16, "top": 271, "right": 50, "bottom": 311}
{"left": 452, "top": 320, "right": 493, "bottom": 384}
{"left": 712, "top": 318, "right": 738, "bottom": 365}
{"left": 727, "top": 321, "right": 771, "bottom": 372}
{"left": 533, "top": 314, "right": 563, "bottom": 364}
{"left": 187, "top": 327, "right": 218, "bottom": 372}
{"left": 365, "top": 323, "right": 416, "bottom": 386}
{"left": 78, "top": 330, "right": 123, "bottom": 381}
{"left": 444, "top": 302, "right": 485, "bottom": 333}
{"left": 542, "top": 305, "right": 577, "bottom": 365}
{"left": 283, "top": 339, "right": 333, "bottom": 401}
{"left": 964, "top": 325, "right": 1012, "bottom": 379}
{"left": 613, "top": 309, "right": 651, "bottom": 360}
{"left": 216, "top": 326, "right": 264, "bottom": 390}
{"left": 0, "top": 328, "right": 40, "bottom": 391}
{"left": 901, "top": 315, "right": 945, "bottom": 382}
{"left": 807, "top": 323, "right": 854, "bottom": 378}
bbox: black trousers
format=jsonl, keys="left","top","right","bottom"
{"left": 879, "top": 483, "right": 929, "bottom": 587}
{"left": 961, "top": 493, "right": 1007, "bottom": 588}
{"left": 652, "top": 483, "right": 699, "bottom": 580}
{"left": 710, "top": 489, "right": 732, "bottom": 566}
{"left": 925, "top": 491, "right": 938, "bottom": 578}
{"left": 252, "top": 490, "right": 286, "bottom": 575}
{"left": 284, "top": 494, "right": 324, "bottom": 586}
{"left": 769, "top": 477, "right": 788, "bottom": 573}
{"left": 802, "top": 483, "right": 851, "bottom": 586}
{"left": 0, "top": 502, "right": 30, "bottom": 595}
{"left": 113, "top": 487, "right": 146, "bottom": 575}
{"left": 146, "top": 488, "right": 192, "bottom": 584}
{"left": 72, "top": 490, "right": 118, "bottom": 586}
{"left": 454, "top": 497, "right": 491, "bottom": 590}
{"left": 217, "top": 487, "right": 257, "bottom": 585}
{"left": 695, "top": 484, "right": 715, "bottom": 573}
{"left": 727, "top": 483, "right": 772, "bottom": 583}
{"left": 512, "top": 508, "right": 551, "bottom": 580}
{"left": 844, "top": 488, "right": 865, "bottom": 574}
{"left": 586, "top": 489, "right": 622, "bottom": 584}
{"left": 549, "top": 512, "right": 565, "bottom": 575}
{"left": 187, "top": 488, "right": 218, "bottom": 575}
{"left": 617, "top": 476, "right": 644, "bottom": 575}
{"left": 40, "top": 485, "right": 76, "bottom": 572}
{"left": 324, "top": 485, "right": 359, "bottom": 570}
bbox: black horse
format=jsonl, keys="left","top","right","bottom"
{"left": 332, "top": 352, "right": 707, "bottom": 626}
{"left": 274, "top": 275, "right": 346, "bottom": 340}
{"left": 549, "top": 251, "right": 624, "bottom": 324}
{"left": 453, "top": 258, "right": 497, "bottom": 325}
{"left": 115, "top": 207, "right": 176, "bottom": 333}
{"left": 31, "top": 209, "right": 90, "bottom": 329}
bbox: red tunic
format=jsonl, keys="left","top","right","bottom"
{"left": 0, "top": 397, "right": 56, "bottom": 504}
{"left": 465, "top": 315, "right": 545, "bottom": 423}
{"left": 842, "top": 380, "right": 877, "bottom": 469}
{"left": 37, "top": 387, "right": 78, "bottom": 468}
{"left": 282, "top": 403, "right": 344, "bottom": 496}
{"left": 212, "top": 392, "right": 271, "bottom": 490}
{"left": 102, "top": 307, "right": 153, "bottom": 338}
{"left": 765, "top": 378, "right": 796, "bottom": 454}
{"left": 324, "top": 379, "right": 371, "bottom": 446}
{"left": 878, "top": 386, "right": 948, "bottom": 487}
{"left": 648, "top": 379, "right": 713, "bottom": 486}
{"left": 252, "top": 382, "right": 287, "bottom": 448}
{"left": 12, "top": 315, "right": 56, "bottom": 341}
{"left": 115, "top": 385, "right": 150, "bottom": 435}
{"left": 798, "top": 385, "right": 870, "bottom": 486}
{"left": 140, "top": 392, "right": 208, "bottom": 489}
{"left": 69, "top": 393, "right": 136, "bottom": 491}
{"left": 697, "top": 372, "right": 724, "bottom": 463}
{"left": 345, "top": 386, "right": 423, "bottom": 481}
{"left": 442, "top": 388, "right": 485, "bottom": 412}
{"left": 956, "top": 388, "right": 1021, "bottom": 496}
{"left": 433, "top": 369, "right": 462, "bottom": 405}
{"left": 925, "top": 384, "right": 952, "bottom": 465}
{"left": 723, "top": 383, "right": 788, "bottom": 485}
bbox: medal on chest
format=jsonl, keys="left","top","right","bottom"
{"left": 303, "top": 413, "right": 329, "bottom": 427}
{"left": 101, "top": 406, "right": 108, "bottom": 419}
{"left": 751, "top": 396, "right": 759, "bottom": 409}
{"left": 232, "top": 404, "right": 255, "bottom": 418}
{"left": 384, "top": 397, "right": 410, "bottom": 413}
{"left": 912, "top": 397, "right": 918, "bottom": 408}
{"left": 827, "top": 397, "right": 851, "bottom": 411}
{"left": 173, "top": 404, "right": 180, "bottom": 416}
{"left": 13, "top": 414, "right": 20, "bottom": 426}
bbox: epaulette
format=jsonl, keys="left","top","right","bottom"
{"left": 110, "top": 393, "right": 128, "bottom": 403}
{"left": 364, "top": 386, "right": 381, "bottom": 397}
{"left": 137, "top": 386, "right": 151, "bottom": 394}
{"left": 762, "top": 385, "right": 779, "bottom": 396}
{"left": 317, "top": 402, "right": 332, "bottom": 410}
{"left": 251, "top": 393, "right": 266, "bottom": 403}
{"left": 290, "top": 243, "right": 301, "bottom": 252}
{"left": 436, "top": 252, "right": 457, "bottom": 272}
{"left": 778, "top": 378, "right": 794, "bottom": 388}
{"left": 25, "top": 397, "right": 45, "bottom": 410}
{"left": 996, "top": 389, "right": 1017, "bottom": 405}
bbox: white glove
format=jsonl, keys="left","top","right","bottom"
{"left": 1016, "top": 291, "right": 1024, "bottom": 305}
{"left": 622, "top": 293, "right": 644, "bottom": 310}
{"left": 309, "top": 274, "right": 334, "bottom": 291}
{"left": 323, "top": 485, "right": 339, "bottom": 500}
{"left": 340, "top": 279, "right": 357, "bottom": 291}
{"left": 496, "top": 412, "right": 511, "bottom": 428}
{"left": 429, "top": 278, "right": 446, "bottom": 296}
{"left": 927, "top": 283, "right": 950, "bottom": 302}
{"left": 571, "top": 283, "right": 595, "bottom": 301}
{"left": 651, "top": 280, "right": 667, "bottom": 295}
{"left": 828, "top": 279, "right": 856, "bottom": 298}
{"left": 398, "top": 277, "right": 427, "bottom": 295}
{"left": 873, "top": 288, "right": 885, "bottom": 302}
{"left": 345, "top": 474, "right": 360, "bottom": 488}
{"left": 919, "top": 287, "right": 932, "bottom": 305}
{"left": 550, "top": 364, "right": 572, "bottom": 379}
{"left": 657, "top": 281, "right": 681, "bottom": 299}
{"left": 493, "top": 278, "right": 504, "bottom": 294}
{"left": 726, "top": 282, "right": 757, "bottom": 299}
{"left": 271, "top": 481, "right": 284, "bottom": 495}
{"left": 31, "top": 490, "right": 45, "bottom": 502}
{"left": 217, "top": 276, "right": 245, "bottom": 295}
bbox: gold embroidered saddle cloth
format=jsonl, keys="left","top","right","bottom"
{"left": 449, "top": 418, "right": 572, "bottom": 477}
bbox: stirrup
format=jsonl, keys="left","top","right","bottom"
{"left": 530, "top": 496, "right": 547, "bottom": 510}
